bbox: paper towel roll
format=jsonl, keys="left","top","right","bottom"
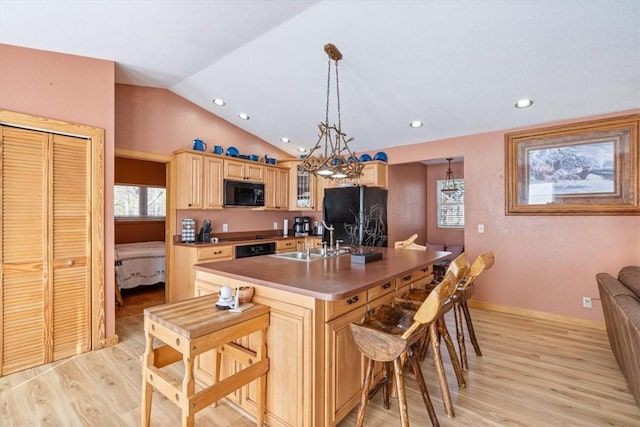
{"left": 283, "top": 218, "right": 289, "bottom": 237}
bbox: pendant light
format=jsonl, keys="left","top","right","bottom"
{"left": 441, "top": 158, "right": 458, "bottom": 194}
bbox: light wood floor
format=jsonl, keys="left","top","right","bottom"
{"left": 1, "top": 307, "right": 638, "bottom": 426}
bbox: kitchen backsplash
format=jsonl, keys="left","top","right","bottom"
{"left": 176, "top": 209, "right": 321, "bottom": 235}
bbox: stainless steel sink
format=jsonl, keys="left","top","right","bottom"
{"left": 270, "top": 248, "right": 349, "bottom": 262}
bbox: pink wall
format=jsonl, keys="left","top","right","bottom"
{"left": 386, "top": 110, "right": 640, "bottom": 321}
{"left": 387, "top": 163, "right": 429, "bottom": 246}
{"left": 0, "top": 44, "right": 117, "bottom": 338}
{"left": 426, "top": 161, "right": 465, "bottom": 246}
{"left": 116, "top": 84, "right": 293, "bottom": 159}
{"left": 115, "top": 84, "right": 315, "bottom": 235}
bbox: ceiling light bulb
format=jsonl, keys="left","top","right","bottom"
{"left": 317, "top": 168, "right": 334, "bottom": 176}
{"left": 297, "top": 147, "right": 306, "bottom": 153}
{"left": 409, "top": 120, "right": 423, "bottom": 128}
{"left": 238, "top": 113, "right": 250, "bottom": 120}
{"left": 281, "top": 137, "right": 290, "bottom": 143}
{"left": 212, "top": 98, "right": 225, "bottom": 106}
{"left": 515, "top": 99, "right": 534, "bottom": 109}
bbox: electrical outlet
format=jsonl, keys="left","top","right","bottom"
{"left": 582, "top": 296, "right": 592, "bottom": 308}
{"left": 273, "top": 221, "right": 278, "bottom": 230}
{"left": 222, "top": 223, "right": 228, "bottom": 232}
{"left": 478, "top": 224, "right": 485, "bottom": 233}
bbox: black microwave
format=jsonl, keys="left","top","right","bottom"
{"left": 223, "top": 180, "right": 265, "bottom": 207}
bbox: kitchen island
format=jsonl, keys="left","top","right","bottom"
{"left": 193, "top": 247, "right": 449, "bottom": 427}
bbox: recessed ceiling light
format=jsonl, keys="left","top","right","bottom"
{"left": 238, "top": 113, "right": 250, "bottom": 120}
{"left": 212, "top": 98, "right": 225, "bottom": 106}
{"left": 281, "top": 137, "right": 290, "bottom": 143}
{"left": 409, "top": 120, "right": 423, "bottom": 128}
{"left": 298, "top": 147, "right": 307, "bottom": 153}
{"left": 515, "top": 99, "right": 534, "bottom": 109}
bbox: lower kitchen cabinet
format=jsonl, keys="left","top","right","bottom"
{"left": 324, "top": 305, "right": 366, "bottom": 425}
{"left": 194, "top": 277, "right": 314, "bottom": 427}
{"left": 172, "top": 244, "right": 233, "bottom": 302}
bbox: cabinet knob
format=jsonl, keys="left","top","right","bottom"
{"left": 346, "top": 295, "right": 359, "bottom": 305}
{"left": 382, "top": 282, "right": 391, "bottom": 290}
{"left": 402, "top": 275, "right": 412, "bottom": 282}
{"left": 66, "top": 259, "right": 75, "bottom": 267}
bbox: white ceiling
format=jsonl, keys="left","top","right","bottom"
{"left": 1, "top": 1, "right": 639, "bottom": 158}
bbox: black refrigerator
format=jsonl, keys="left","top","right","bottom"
{"left": 322, "top": 186, "right": 388, "bottom": 247}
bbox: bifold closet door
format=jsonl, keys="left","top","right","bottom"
{"left": 0, "top": 126, "right": 90, "bottom": 375}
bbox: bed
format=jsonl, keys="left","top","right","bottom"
{"left": 115, "top": 241, "right": 166, "bottom": 304}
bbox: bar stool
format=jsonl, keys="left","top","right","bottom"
{"left": 453, "top": 251, "right": 494, "bottom": 371}
{"left": 350, "top": 268, "right": 465, "bottom": 427}
{"left": 141, "top": 294, "right": 269, "bottom": 427}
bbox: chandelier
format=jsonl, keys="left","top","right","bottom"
{"left": 441, "top": 158, "right": 458, "bottom": 194}
{"left": 301, "top": 43, "right": 364, "bottom": 180}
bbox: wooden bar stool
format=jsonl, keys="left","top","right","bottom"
{"left": 141, "top": 294, "right": 269, "bottom": 427}
{"left": 453, "top": 251, "right": 494, "bottom": 371}
{"left": 350, "top": 269, "right": 464, "bottom": 426}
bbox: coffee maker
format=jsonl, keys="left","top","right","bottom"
{"left": 294, "top": 216, "right": 310, "bottom": 237}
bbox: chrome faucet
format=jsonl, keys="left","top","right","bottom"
{"left": 322, "top": 220, "right": 335, "bottom": 251}
{"left": 305, "top": 242, "right": 311, "bottom": 260}
{"left": 335, "top": 239, "right": 343, "bottom": 254}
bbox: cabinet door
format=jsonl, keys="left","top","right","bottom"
{"left": 325, "top": 306, "right": 366, "bottom": 425}
{"left": 276, "top": 168, "right": 289, "bottom": 210}
{"left": 176, "top": 152, "right": 203, "bottom": 209}
{"left": 203, "top": 156, "right": 223, "bottom": 209}
{"left": 244, "top": 297, "right": 313, "bottom": 427}
{"left": 264, "top": 167, "right": 277, "bottom": 209}
{"left": 245, "top": 163, "right": 264, "bottom": 182}
{"left": 315, "top": 175, "right": 336, "bottom": 212}
{"left": 224, "top": 159, "right": 246, "bottom": 180}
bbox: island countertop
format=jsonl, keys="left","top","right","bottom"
{"left": 194, "top": 247, "right": 450, "bottom": 301}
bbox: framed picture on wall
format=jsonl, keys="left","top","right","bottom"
{"left": 505, "top": 114, "right": 640, "bottom": 215}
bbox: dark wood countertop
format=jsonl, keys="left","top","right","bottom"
{"left": 194, "top": 247, "right": 450, "bottom": 301}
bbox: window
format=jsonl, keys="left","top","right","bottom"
{"left": 114, "top": 185, "right": 166, "bottom": 219}
{"left": 437, "top": 179, "right": 464, "bottom": 228}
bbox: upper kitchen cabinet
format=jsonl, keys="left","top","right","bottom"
{"left": 339, "top": 161, "right": 387, "bottom": 188}
{"left": 281, "top": 161, "right": 323, "bottom": 211}
{"left": 264, "top": 165, "right": 289, "bottom": 211}
{"left": 174, "top": 150, "right": 223, "bottom": 210}
{"left": 224, "top": 158, "right": 264, "bottom": 182}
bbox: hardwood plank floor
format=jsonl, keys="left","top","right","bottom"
{"left": 1, "top": 307, "right": 638, "bottom": 426}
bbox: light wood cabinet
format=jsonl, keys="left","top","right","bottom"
{"left": 281, "top": 161, "right": 318, "bottom": 210}
{"left": 264, "top": 166, "right": 289, "bottom": 210}
{"left": 276, "top": 238, "right": 298, "bottom": 253}
{"left": 336, "top": 161, "right": 388, "bottom": 188}
{"left": 172, "top": 244, "right": 233, "bottom": 302}
{"left": 1, "top": 126, "right": 94, "bottom": 375}
{"left": 193, "top": 259, "right": 439, "bottom": 426}
{"left": 174, "top": 151, "right": 223, "bottom": 209}
{"left": 224, "top": 159, "right": 264, "bottom": 182}
{"left": 324, "top": 305, "right": 366, "bottom": 425}
{"left": 194, "top": 273, "right": 314, "bottom": 427}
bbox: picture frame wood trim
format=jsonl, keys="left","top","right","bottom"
{"left": 505, "top": 114, "right": 640, "bottom": 215}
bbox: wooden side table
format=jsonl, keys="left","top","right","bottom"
{"left": 141, "top": 294, "right": 269, "bottom": 427}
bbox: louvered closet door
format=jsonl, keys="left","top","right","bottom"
{"left": 0, "top": 127, "right": 48, "bottom": 374}
{"left": 51, "top": 133, "right": 90, "bottom": 360}
{"left": 0, "top": 127, "right": 90, "bottom": 375}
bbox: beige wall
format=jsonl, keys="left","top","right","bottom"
{"left": 0, "top": 44, "right": 117, "bottom": 338}
{"left": 386, "top": 110, "right": 640, "bottom": 321}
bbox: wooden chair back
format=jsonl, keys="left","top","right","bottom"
{"left": 401, "top": 256, "right": 468, "bottom": 340}
{"left": 459, "top": 252, "right": 495, "bottom": 290}
{"left": 394, "top": 234, "right": 426, "bottom": 251}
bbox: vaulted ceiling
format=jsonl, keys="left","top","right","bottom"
{"left": 1, "top": 1, "right": 639, "bottom": 157}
